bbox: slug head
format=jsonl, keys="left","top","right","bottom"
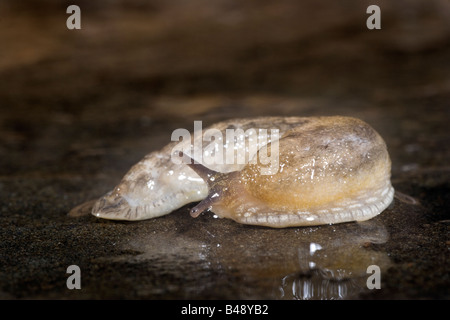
{"left": 91, "top": 184, "right": 134, "bottom": 220}
{"left": 91, "top": 153, "right": 208, "bottom": 220}
{"left": 185, "top": 158, "right": 238, "bottom": 219}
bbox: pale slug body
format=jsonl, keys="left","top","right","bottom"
{"left": 69, "top": 116, "right": 394, "bottom": 228}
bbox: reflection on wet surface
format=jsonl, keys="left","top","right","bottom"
{"left": 276, "top": 222, "right": 390, "bottom": 299}
{"left": 114, "top": 214, "right": 391, "bottom": 299}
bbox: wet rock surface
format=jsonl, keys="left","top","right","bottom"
{"left": 0, "top": 0, "right": 448, "bottom": 299}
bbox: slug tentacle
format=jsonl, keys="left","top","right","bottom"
{"left": 184, "top": 157, "right": 223, "bottom": 188}
{"left": 185, "top": 156, "right": 236, "bottom": 218}
{"left": 190, "top": 193, "right": 217, "bottom": 218}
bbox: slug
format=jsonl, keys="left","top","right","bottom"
{"left": 69, "top": 116, "right": 394, "bottom": 228}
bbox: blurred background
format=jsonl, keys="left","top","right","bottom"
{"left": 0, "top": 0, "right": 448, "bottom": 299}
{"left": 1, "top": 0, "right": 449, "bottom": 177}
